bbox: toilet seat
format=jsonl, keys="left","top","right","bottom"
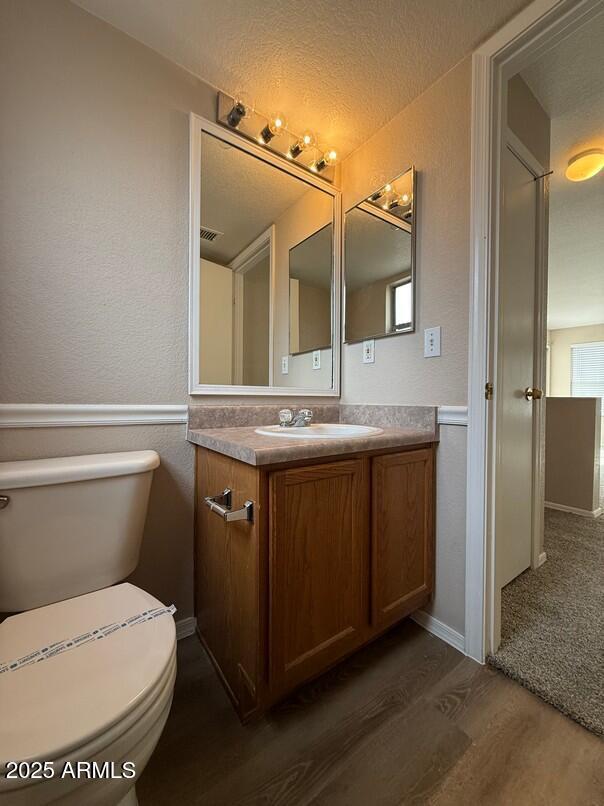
{"left": 0, "top": 583, "right": 176, "bottom": 775}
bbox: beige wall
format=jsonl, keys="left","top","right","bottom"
{"left": 273, "top": 189, "right": 334, "bottom": 389}
{"left": 545, "top": 397, "right": 601, "bottom": 514}
{"left": 341, "top": 59, "right": 470, "bottom": 408}
{"left": 2, "top": 1, "right": 471, "bottom": 636}
{"left": 0, "top": 0, "right": 222, "bottom": 618}
{"left": 549, "top": 324, "right": 604, "bottom": 396}
{"left": 340, "top": 60, "right": 472, "bottom": 633}
{"left": 507, "top": 75, "right": 551, "bottom": 169}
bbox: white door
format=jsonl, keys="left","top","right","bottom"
{"left": 495, "top": 145, "right": 538, "bottom": 588}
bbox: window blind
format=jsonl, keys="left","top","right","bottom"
{"left": 571, "top": 341, "right": 604, "bottom": 401}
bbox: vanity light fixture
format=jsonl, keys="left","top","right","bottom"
{"left": 216, "top": 91, "right": 337, "bottom": 182}
{"left": 289, "top": 130, "right": 316, "bottom": 159}
{"left": 259, "top": 112, "right": 287, "bottom": 144}
{"left": 226, "top": 97, "right": 251, "bottom": 128}
{"left": 312, "top": 148, "right": 338, "bottom": 173}
{"left": 368, "top": 183, "right": 392, "bottom": 202}
{"left": 565, "top": 148, "right": 604, "bottom": 182}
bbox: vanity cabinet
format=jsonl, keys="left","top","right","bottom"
{"left": 195, "top": 444, "right": 435, "bottom": 721}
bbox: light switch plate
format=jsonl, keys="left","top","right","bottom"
{"left": 312, "top": 350, "right": 321, "bottom": 370}
{"left": 424, "top": 326, "right": 441, "bottom": 358}
{"left": 362, "top": 339, "right": 375, "bottom": 364}
{"left": 281, "top": 356, "right": 289, "bottom": 374}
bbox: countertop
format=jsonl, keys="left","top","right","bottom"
{"left": 187, "top": 424, "right": 437, "bottom": 466}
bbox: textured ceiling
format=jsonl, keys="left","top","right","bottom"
{"left": 73, "top": 0, "right": 532, "bottom": 160}
{"left": 522, "top": 13, "right": 604, "bottom": 330}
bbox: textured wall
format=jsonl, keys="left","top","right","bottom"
{"left": 0, "top": 0, "right": 216, "bottom": 618}
{"left": 0, "top": 0, "right": 215, "bottom": 404}
{"left": 341, "top": 59, "right": 471, "bottom": 407}
{"left": 339, "top": 59, "right": 472, "bottom": 633}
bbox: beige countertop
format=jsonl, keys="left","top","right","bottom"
{"left": 187, "top": 424, "right": 437, "bottom": 466}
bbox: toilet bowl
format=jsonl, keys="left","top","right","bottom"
{"left": 0, "top": 585, "right": 176, "bottom": 806}
{"left": 0, "top": 452, "right": 176, "bottom": 805}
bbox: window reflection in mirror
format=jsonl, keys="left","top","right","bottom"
{"left": 344, "top": 167, "right": 415, "bottom": 343}
{"left": 198, "top": 131, "right": 335, "bottom": 389}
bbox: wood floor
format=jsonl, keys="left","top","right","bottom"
{"left": 138, "top": 621, "right": 603, "bottom": 806}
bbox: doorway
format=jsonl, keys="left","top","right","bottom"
{"left": 467, "top": 0, "right": 604, "bottom": 735}
{"left": 465, "top": 0, "right": 602, "bottom": 657}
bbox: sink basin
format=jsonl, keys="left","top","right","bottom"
{"left": 254, "top": 423, "right": 383, "bottom": 439}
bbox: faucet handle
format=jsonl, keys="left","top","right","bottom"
{"left": 298, "top": 408, "right": 313, "bottom": 422}
{"left": 278, "top": 408, "right": 293, "bottom": 427}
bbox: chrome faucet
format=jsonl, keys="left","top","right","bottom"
{"left": 278, "top": 408, "right": 313, "bottom": 427}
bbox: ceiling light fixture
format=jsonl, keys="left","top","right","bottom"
{"left": 565, "top": 148, "right": 604, "bottom": 182}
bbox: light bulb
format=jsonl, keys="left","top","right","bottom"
{"left": 289, "top": 129, "right": 316, "bottom": 159}
{"left": 369, "top": 182, "right": 394, "bottom": 202}
{"left": 314, "top": 148, "right": 338, "bottom": 172}
{"left": 226, "top": 93, "right": 252, "bottom": 128}
{"left": 259, "top": 112, "right": 287, "bottom": 144}
{"left": 400, "top": 193, "right": 410, "bottom": 204}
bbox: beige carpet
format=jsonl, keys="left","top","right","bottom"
{"left": 488, "top": 508, "right": 604, "bottom": 736}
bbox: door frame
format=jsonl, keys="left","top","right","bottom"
{"left": 465, "top": 0, "right": 604, "bottom": 662}
{"left": 230, "top": 225, "right": 275, "bottom": 386}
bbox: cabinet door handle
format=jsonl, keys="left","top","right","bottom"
{"left": 204, "top": 488, "right": 254, "bottom": 523}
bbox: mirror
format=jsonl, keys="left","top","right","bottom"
{"left": 344, "top": 167, "right": 415, "bottom": 343}
{"left": 289, "top": 224, "right": 333, "bottom": 355}
{"left": 192, "top": 124, "right": 338, "bottom": 393}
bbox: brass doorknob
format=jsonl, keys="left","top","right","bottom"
{"left": 524, "top": 387, "right": 543, "bottom": 401}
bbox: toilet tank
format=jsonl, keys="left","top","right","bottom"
{"left": 0, "top": 450, "right": 160, "bottom": 612}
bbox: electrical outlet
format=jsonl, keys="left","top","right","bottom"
{"left": 362, "top": 339, "right": 375, "bottom": 364}
{"left": 424, "top": 326, "right": 441, "bottom": 358}
{"left": 281, "top": 355, "right": 289, "bottom": 374}
{"left": 312, "top": 350, "right": 321, "bottom": 370}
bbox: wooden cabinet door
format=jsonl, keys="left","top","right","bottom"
{"left": 269, "top": 459, "right": 369, "bottom": 693}
{"left": 371, "top": 448, "right": 434, "bottom": 630}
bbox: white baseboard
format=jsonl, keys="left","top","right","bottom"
{"left": 0, "top": 404, "right": 188, "bottom": 428}
{"left": 411, "top": 609, "right": 465, "bottom": 653}
{"left": 176, "top": 616, "right": 197, "bottom": 641}
{"left": 545, "top": 501, "right": 603, "bottom": 519}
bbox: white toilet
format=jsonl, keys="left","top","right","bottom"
{"left": 0, "top": 451, "right": 176, "bottom": 806}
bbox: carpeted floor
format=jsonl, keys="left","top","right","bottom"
{"left": 488, "top": 508, "right": 604, "bottom": 736}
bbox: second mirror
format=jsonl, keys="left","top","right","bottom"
{"left": 344, "top": 167, "right": 416, "bottom": 343}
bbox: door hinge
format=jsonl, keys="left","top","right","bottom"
{"left": 485, "top": 382, "right": 493, "bottom": 401}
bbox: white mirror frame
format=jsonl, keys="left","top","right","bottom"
{"left": 189, "top": 113, "right": 341, "bottom": 396}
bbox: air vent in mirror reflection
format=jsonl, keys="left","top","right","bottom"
{"left": 200, "top": 227, "right": 224, "bottom": 242}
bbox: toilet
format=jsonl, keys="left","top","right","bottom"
{"left": 0, "top": 451, "right": 176, "bottom": 806}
